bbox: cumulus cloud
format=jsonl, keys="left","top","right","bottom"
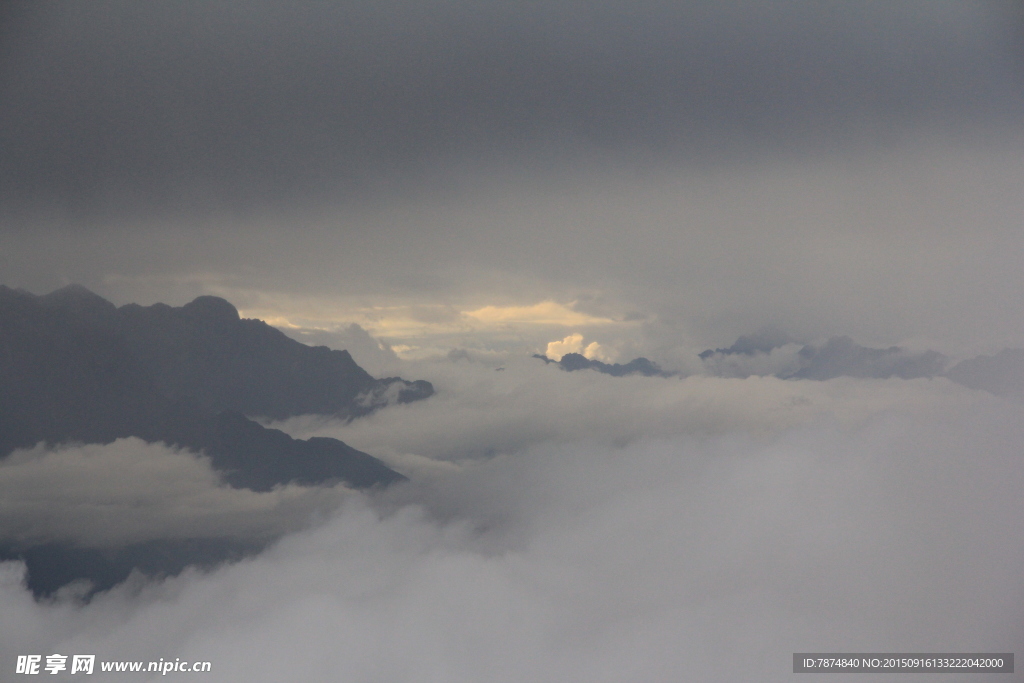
{"left": 544, "top": 334, "right": 613, "bottom": 362}
{"left": 1, "top": 397, "right": 1020, "bottom": 682}
{"left": 0, "top": 439, "right": 352, "bottom": 547}
{"left": 545, "top": 333, "right": 584, "bottom": 361}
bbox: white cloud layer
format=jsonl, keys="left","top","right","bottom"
{"left": 1, "top": 397, "right": 1020, "bottom": 682}
{"left": 0, "top": 439, "right": 352, "bottom": 547}
{"left": 1, "top": 363, "right": 1020, "bottom": 682}
{"left": 271, "top": 356, "right": 983, "bottom": 471}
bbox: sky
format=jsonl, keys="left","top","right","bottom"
{"left": 1, "top": 2, "right": 1023, "bottom": 681}
{"left": 3, "top": 0, "right": 1024, "bottom": 361}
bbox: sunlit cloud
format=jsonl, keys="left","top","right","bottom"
{"left": 544, "top": 333, "right": 615, "bottom": 362}
{"left": 232, "top": 295, "right": 634, "bottom": 361}
{"left": 463, "top": 301, "right": 617, "bottom": 327}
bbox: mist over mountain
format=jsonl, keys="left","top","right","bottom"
{"left": 698, "top": 327, "right": 797, "bottom": 359}
{"left": 694, "top": 330, "right": 1024, "bottom": 404}
{"left": 699, "top": 332, "right": 948, "bottom": 382}
{"left": 537, "top": 331, "right": 950, "bottom": 384}
{"left": 697, "top": 330, "right": 1024, "bottom": 399}
{"left": 945, "top": 348, "right": 1024, "bottom": 397}
{"left": 0, "top": 284, "right": 432, "bottom": 595}
{"left": 788, "top": 336, "right": 948, "bottom": 381}
{"left": 0, "top": 284, "right": 431, "bottom": 488}
{"left": 534, "top": 352, "right": 676, "bottom": 378}
{"left": 0, "top": 286, "right": 432, "bottom": 489}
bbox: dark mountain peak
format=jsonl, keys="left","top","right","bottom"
{"left": 181, "top": 295, "right": 240, "bottom": 322}
{"left": 39, "top": 284, "right": 117, "bottom": 321}
{"left": 0, "top": 284, "right": 35, "bottom": 305}
{"left": 558, "top": 352, "right": 593, "bottom": 371}
{"left": 2, "top": 284, "right": 432, "bottom": 446}
{"left": 42, "top": 283, "right": 101, "bottom": 299}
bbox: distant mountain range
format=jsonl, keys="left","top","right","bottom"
{"left": 699, "top": 330, "right": 1024, "bottom": 393}
{"left": 536, "top": 329, "right": 1024, "bottom": 397}
{"left": 0, "top": 284, "right": 433, "bottom": 595}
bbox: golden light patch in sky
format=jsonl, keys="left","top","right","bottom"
{"left": 240, "top": 295, "right": 623, "bottom": 339}
{"left": 209, "top": 287, "right": 635, "bottom": 359}
{"left": 237, "top": 305, "right": 466, "bottom": 338}
{"left": 462, "top": 301, "right": 616, "bottom": 326}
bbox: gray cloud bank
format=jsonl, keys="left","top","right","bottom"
{"left": 1, "top": 1, "right": 1021, "bottom": 221}
{"left": 1, "top": 397, "right": 1020, "bottom": 682}
{"left": 276, "top": 355, "right": 980, "bottom": 469}
{"left": 0, "top": 438, "right": 352, "bottom": 548}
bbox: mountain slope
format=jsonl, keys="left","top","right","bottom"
{"left": 37, "top": 284, "right": 432, "bottom": 419}
{"left": 0, "top": 285, "right": 427, "bottom": 490}
{"left": 1, "top": 285, "right": 430, "bottom": 595}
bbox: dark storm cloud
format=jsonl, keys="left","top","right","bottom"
{"left": 1, "top": 0, "right": 1021, "bottom": 221}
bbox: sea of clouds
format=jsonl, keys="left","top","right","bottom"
{"left": 1, "top": 357, "right": 1021, "bottom": 682}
